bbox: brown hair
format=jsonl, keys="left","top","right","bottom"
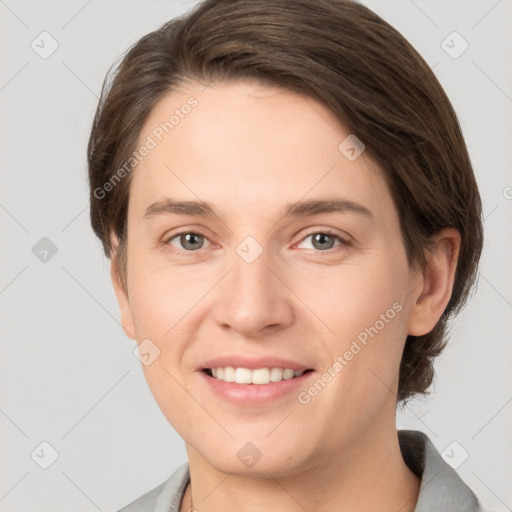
{"left": 87, "top": 0, "right": 483, "bottom": 403}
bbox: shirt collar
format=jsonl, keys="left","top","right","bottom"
{"left": 398, "top": 429, "right": 482, "bottom": 511}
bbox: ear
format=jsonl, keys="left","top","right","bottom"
{"left": 110, "top": 231, "right": 136, "bottom": 340}
{"left": 406, "top": 228, "right": 461, "bottom": 336}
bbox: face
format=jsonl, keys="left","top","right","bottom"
{"left": 113, "top": 79, "right": 423, "bottom": 477}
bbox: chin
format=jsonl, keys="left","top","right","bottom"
{"left": 195, "top": 435, "right": 315, "bottom": 478}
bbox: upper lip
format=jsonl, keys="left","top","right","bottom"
{"left": 200, "top": 356, "right": 313, "bottom": 371}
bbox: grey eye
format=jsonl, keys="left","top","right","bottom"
{"left": 300, "top": 232, "right": 342, "bottom": 251}
{"left": 168, "top": 232, "right": 206, "bottom": 251}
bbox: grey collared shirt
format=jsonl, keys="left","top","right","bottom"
{"left": 117, "top": 429, "right": 483, "bottom": 511}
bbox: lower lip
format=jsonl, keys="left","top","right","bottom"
{"left": 198, "top": 370, "right": 315, "bottom": 405}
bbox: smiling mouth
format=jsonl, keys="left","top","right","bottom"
{"left": 203, "top": 367, "right": 314, "bottom": 385}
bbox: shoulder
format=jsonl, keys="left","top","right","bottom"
{"left": 116, "top": 462, "right": 190, "bottom": 512}
{"left": 398, "top": 429, "right": 484, "bottom": 512}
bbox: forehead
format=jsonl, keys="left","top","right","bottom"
{"left": 127, "top": 79, "right": 394, "bottom": 223}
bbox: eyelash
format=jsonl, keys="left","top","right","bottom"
{"left": 162, "top": 229, "right": 352, "bottom": 255}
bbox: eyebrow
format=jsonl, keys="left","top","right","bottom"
{"left": 143, "top": 197, "right": 374, "bottom": 221}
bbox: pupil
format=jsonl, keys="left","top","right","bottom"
{"left": 313, "top": 233, "right": 334, "bottom": 250}
{"left": 182, "top": 233, "right": 203, "bottom": 250}
{"left": 179, "top": 233, "right": 334, "bottom": 251}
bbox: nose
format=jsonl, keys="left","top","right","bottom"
{"left": 211, "top": 245, "right": 295, "bottom": 338}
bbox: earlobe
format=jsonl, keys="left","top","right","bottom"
{"left": 110, "top": 234, "right": 136, "bottom": 340}
{"left": 406, "top": 228, "right": 461, "bottom": 336}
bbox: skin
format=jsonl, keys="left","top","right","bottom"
{"left": 110, "top": 79, "right": 461, "bottom": 512}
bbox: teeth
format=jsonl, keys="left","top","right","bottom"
{"left": 224, "top": 366, "right": 235, "bottom": 382}
{"left": 209, "top": 367, "right": 306, "bottom": 384}
{"left": 270, "top": 367, "right": 283, "bottom": 382}
{"left": 252, "top": 368, "right": 270, "bottom": 385}
{"left": 235, "top": 367, "right": 253, "bottom": 384}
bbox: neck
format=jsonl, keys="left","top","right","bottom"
{"left": 181, "top": 423, "right": 420, "bottom": 512}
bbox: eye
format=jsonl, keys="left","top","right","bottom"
{"left": 163, "top": 230, "right": 350, "bottom": 254}
{"left": 165, "top": 232, "right": 211, "bottom": 251}
{"left": 297, "top": 231, "right": 349, "bottom": 251}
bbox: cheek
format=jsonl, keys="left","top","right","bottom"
{"left": 127, "top": 261, "right": 202, "bottom": 436}
{"left": 296, "top": 252, "right": 410, "bottom": 393}
{"left": 300, "top": 253, "right": 409, "bottom": 342}
{"left": 127, "top": 253, "right": 205, "bottom": 337}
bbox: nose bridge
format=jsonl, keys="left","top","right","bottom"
{"left": 213, "top": 237, "right": 293, "bottom": 335}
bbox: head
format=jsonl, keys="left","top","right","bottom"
{"left": 88, "top": 0, "right": 482, "bottom": 475}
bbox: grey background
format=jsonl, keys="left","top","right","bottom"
{"left": 0, "top": 0, "right": 511, "bottom": 510}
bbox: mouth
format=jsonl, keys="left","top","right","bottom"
{"left": 202, "top": 367, "right": 314, "bottom": 385}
